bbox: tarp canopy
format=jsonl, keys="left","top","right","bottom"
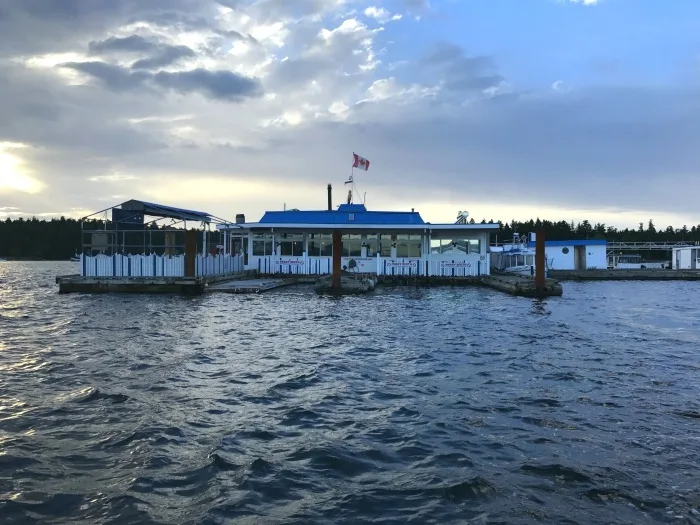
{"left": 119, "top": 200, "right": 214, "bottom": 223}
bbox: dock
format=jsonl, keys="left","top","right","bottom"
{"left": 56, "top": 271, "right": 257, "bottom": 294}
{"left": 550, "top": 269, "right": 700, "bottom": 281}
{"left": 208, "top": 278, "right": 298, "bottom": 294}
{"left": 56, "top": 272, "right": 563, "bottom": 298}
{"left": 481, "top": 274, "right": 563, "bottom": 297}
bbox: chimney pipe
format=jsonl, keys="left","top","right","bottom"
{"left": 327, "top": 184, "right": 332, "bottom": 211}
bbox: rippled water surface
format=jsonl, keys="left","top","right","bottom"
{"left": 2, "top": 262, "right": 700, "bottom": 524}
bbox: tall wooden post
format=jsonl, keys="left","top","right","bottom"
{"left": 332, "top": 230, "right": 342, "bottom": 289}
{"left": 184, "top": 229, "right": 197, "bottom": 277}
{"left": 535, "top": 230, "right": 545, "bottom": 291}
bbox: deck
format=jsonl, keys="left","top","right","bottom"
{"left": 550, "top": 269, "right": 700, "bottom": 281}
{"left": 207, "top": 278, "right": 299, "bottom": 294}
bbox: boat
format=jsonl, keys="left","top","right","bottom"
{"left": 607, "top": 253, "right": 667, "bottom": 270}
{"left": 490, "top": 234, "right": 552, "bottom": 277}
{"left": 70, "top": 251, "right": 81, "bottom": 262}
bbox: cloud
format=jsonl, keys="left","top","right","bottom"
{"left": 0, "top": 0, "right": 698, "bottom": 228}
{"left": 89, "top": 35, "right": 160, "bottom": 54}
{"left": 88, "top": 35, "right": 197, "bottom": 70}
{"left": 58, "top": 61, "right": 262, "bottom": 101}
{"left": 364, "top": 7, "right": 402, "bottom": 24}
{"left": 153, "top": 69, "right": 263, "bottom": 100}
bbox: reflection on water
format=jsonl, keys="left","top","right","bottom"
{"left": 1, "top": 262, "right": 700, "bottom": 524}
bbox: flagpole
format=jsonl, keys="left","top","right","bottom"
{"left": 350, "top": 159, "right": 354, "bottom": 204}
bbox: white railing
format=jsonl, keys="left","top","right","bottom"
{"left": 81, "top": 254, "right": 244, "bottom": 278}
{"left": 249, "top": 254, "right": 489, "bottom": 277}
{"left": 195, "top": 254, "right": 244, "bottom": 276}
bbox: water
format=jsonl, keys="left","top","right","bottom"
{"left": 1, "top": 262, "right": 700, "bottom": 524}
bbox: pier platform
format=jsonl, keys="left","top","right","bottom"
{"left": 550, "top": 269, "right": 700, "bottom": 281}
{"left": 56, "top": 271, "right": 257, "bottom": 294}
{"left": 481, "top": 275, "right": 563, "bottom": 297}
{"left": 56, "top": 271, "right": 563, "bottom": 298}
{"left": 208, "top": 278, "right": 298, "bottom": 294}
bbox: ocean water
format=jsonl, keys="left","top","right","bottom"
{"left": 1, "top": 261, "right": 700, "bottom": 524}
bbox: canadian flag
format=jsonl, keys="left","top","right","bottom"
{"left": 352, "top": 153, "right": 370, "bottom": 171}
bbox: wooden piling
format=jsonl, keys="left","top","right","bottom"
{"left": 535, "top": 230, "right": 545, "bottom": 291}
{"left": 332, "top": 230, "right": 342, "bottom": 289}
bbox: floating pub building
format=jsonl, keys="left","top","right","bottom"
{"left": 218, "top": 185, "right": 500, "bottom": 278}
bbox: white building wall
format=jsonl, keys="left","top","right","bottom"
{"left": 545, "top": 244, "right": 606, "bottom": 270}
{"left": 673, "top": 247, "right": 698, "bottom": 270}
{"left": 585, "top": 245, "right": 607, "bottom": 269}
{"left": 546, "top": 246, "right": 575, "bottom": 270}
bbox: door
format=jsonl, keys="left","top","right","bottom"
{"left": 574, "top": 246, "right": 587, "bottom": 270}
{"left": 693, "top": 249, "right": 698, "bottom": 270}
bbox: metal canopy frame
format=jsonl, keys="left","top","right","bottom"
{"left": 78, "top": 199, "right": 239, "bottom": 257}
{"left": 81, "top": 199, "right": 230, "bottom": 226}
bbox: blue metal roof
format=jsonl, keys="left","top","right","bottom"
{"left": 258, "top": 203, "right": 426, "bottom": 225}
{"left": 527, "top": 239, "right": 607, "bottom": 247}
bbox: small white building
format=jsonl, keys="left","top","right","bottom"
{"left": 538, "top": 239, "right": 608, "bottom": 270}
{"left": 672, "top": 246, "right": 700, "bottom": 270}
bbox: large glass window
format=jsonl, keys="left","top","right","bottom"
{"left": 252, "top": 233, "right": 273, "bottom": 256}
{"left": 364, "top": 234, "right": 378, "bottom": 257}
{"left": 378, "top": 234, "right": 392, "bottom": 257}
{"left": 431, "top": 237, "right": 480, "bottom": 255}
{"left": 342, "top": 234, "right": 362, "bottom": 257}
{"left": 396, "top": 234, "right": 421, "bottom": 257}
{"left": 278, "top": 233, "right": 304, "bottom": 256}
{"left": 308, "top": 233, "right": 333, "bottom": 256}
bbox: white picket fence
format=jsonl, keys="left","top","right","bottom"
{"left": 81, "top": 254, "right": 244, "bottom": 278}
{"left": 249, "top": 255, "right": 489, "bottom": 277}
{"left": 195, "top": 254, "right": 244, "bottom": 276}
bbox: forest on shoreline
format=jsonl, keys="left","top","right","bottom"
{"left": 1, "top": 216, "right": 699, "bottom": 260}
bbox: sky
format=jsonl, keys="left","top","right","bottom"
{"left": 0, "top": 0, "right": 699, "bottom": 229}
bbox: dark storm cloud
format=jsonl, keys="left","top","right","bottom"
{"left": 131, "top": 45, "right": 196, "bottom": 70}
{"left": 60, "top": 61, "right": 150, "bottom": 91}
{"left": 153, "top": 69, "right": 263, "bottom": 101}
{"left": 58, "top": 61, "right": 261, "bottom": 100}
{"left": 88, "top": 36, "right": 196, "bottom": 70}
{"left": 89, "top": 35, "right": 160, "bottom": 54}
{"left": 0, "top": 0, "right": 206, "bottom": 54}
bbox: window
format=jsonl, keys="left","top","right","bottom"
{"left": 279, "top": 233, "right": 304, "bottom": 256}
{"left": 562, "top": 247, "right": 570, "bottom": 254}
{"left": 342, "top": 234, "right": 362, "bottom": 257}
{"left": 378, "top": 234, "right": 393, "bottom": 257}
{"left": 252, "top": 233, "right": 273, "bottom": 256}
{"left": 308, "top": 233, "right": 333, "bottom": 257}
{"left": 396, "top": 234, "right": 421, "bottom": 257}
{"left": 364, "top": 234, "right": 378, "bottom": 257}
{"left": 431, "top": 237, "right": 480, "bottom": 254}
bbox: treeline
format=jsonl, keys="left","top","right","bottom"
{"left": 1, "top": 216, "right": 700, "bottom": 260}
{"left": 490, "top": 218, "right": 700, "bottom": 243}
{"left": 0, "top": 217, "right": 222, "bottom": 260}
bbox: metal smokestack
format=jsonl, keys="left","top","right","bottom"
{"left": 327, "top": 184, "right": 332, "bottom": 211}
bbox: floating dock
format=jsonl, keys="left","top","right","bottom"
{"left": 481, "top": 274, "right": 563, "bottom": 297}
{"left": 56, "top": 272, "right": 563, "bottom": 298}
{"left": 550, "top": 269, "right": 700, "bottom": 281}
{"left": 208, "top": 278, "right": 298, "bottom": 294}
{"left": 56, "top": 271, "right": 257, "bottom": 294}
